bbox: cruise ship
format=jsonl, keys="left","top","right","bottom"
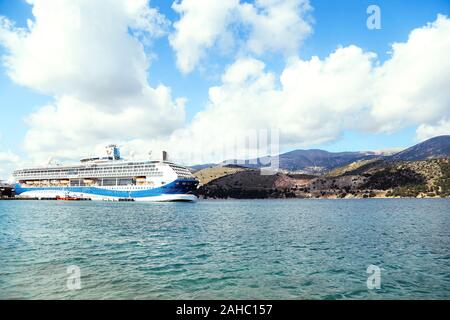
{"left": 13, "top": 145, "right": 199, "bottom": 202}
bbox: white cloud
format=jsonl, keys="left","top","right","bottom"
{"left": 0, "top": 0, "right": 185, "bottom": 163}
{"left": 160, "top": 15, "right": 450, "bottom": 163}
{"left": 238, "top": 0, "right": 312, "bottom": 55}
{"left": 416, "top": 119, "right": 450, "bottom": 142}
{"left": 1, "top": 2, "right": 449, "bottom": 168}
{"left": 169, "top": 0, "right": 240, "bottom": 74}
{"left": 23, "top": 92, "right": 185, "bottom": 161}
{"left": 1, "top": 0, "right": 158, "bottom": 101}
{"left": 0, "top": 150, "right": 20, "bottom": 163}
{"left": 0, "top": 150, "right": 21, "bottom": 180}
{"left": 371, "top": 15, "right": 450, "bottom": 133}
{"left": 125, "top": 0, "right": 170, "bottom": 39}
{"left": 160, "top": 48, "right": 376, "bottom": 163}
{"left": 169, "top": 0, "right": 312, "bottom": 74}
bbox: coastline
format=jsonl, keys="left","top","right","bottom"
{"left": 195, "top": 194, "right": 450, "bottom": 200}
{"left": 2, "top": 191, "right": 449, "bottom": 201}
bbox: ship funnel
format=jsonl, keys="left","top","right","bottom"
{"left": 106, "top": 144, "right": 121, "bottom": 160}
{"left": 162, "top": 151, "right": 168, "bottom": 161}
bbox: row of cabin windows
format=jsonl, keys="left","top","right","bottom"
{"left": 15, "top": 165, "right": 158, "bottom": 175}
{"left": 16, "top": 171, "right": 163, "bottom": 178}
{"left": 18, "top": 169, "right": 159, "bottom": 175}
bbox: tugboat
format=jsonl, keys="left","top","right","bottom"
{"left": 56, "top": 192, "right": 90, "bottom": 201}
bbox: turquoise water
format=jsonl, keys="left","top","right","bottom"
{"left": 0, "top": 199, "right": 449, "bottom": 299}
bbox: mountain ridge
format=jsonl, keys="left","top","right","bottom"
{"left": 387, "top": 135, "right": 450, "bottom": 161}
{"left": 192, "top": 135, "right": 450, "bottom": 175}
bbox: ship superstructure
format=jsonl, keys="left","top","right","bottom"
{"left": 13, "top": 145, "right": 198, "bottom": 201}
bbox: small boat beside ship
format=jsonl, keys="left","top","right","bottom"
{"left": 13, "top": 145, "right": 199, "bottom": 202}
{"left": 56, "top": 195, "right": 90, "bottom": 201}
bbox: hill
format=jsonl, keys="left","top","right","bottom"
{"left": 195, "top": 170, "right": 315, "bottom": 199}
{"left": 388, "top": 135, "right": 450, "bottom": 161}
{"left": 193, "top": 165, "right": 248, "bottom": 185}
{"left": 195, "top": 157, "right": 450, "bottom": 199}
{"left": 222, "top": 150, "right": 383, "bottom": 174}
{"left": 193, "top": 135, "right": 450, "bottom": 175}
{"left": 327, "top": 158, "right": 384, "bottom": 177}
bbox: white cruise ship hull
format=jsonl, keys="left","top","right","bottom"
{"left": 14, "top": 179, "right": 198, "bottom": 202}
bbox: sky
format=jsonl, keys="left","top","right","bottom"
{"left": 0, "top": 0, "right": 449, "bottom": 179}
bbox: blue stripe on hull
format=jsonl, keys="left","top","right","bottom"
{"left": 14, "top": 179, "right": 197, "bottom": 198}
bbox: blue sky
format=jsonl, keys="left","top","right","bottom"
{"left": 0, "top": 0, "right": 449, "bottom": 170}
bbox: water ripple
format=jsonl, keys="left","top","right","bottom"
{"left": 0, "top": 199, "right": 449, "bottom": 299}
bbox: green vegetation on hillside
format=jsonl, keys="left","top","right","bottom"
{"left": 364, "top": 167, "right": 426, "bottom": 190}
{"left": 327, "top": 159, "right": 382, "bottom": 177}
{"left": 382, "top": 159, "right": 449, "bottom": 198}
{"left": 385, "top": 185, "right": 428, "bottom": 198}
{"left": 436, "top": 161, "right": 450, "bottom": 197}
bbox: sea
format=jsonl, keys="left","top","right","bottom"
{"left": 0, "top": 199, "right": 449, "bottom": 299}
